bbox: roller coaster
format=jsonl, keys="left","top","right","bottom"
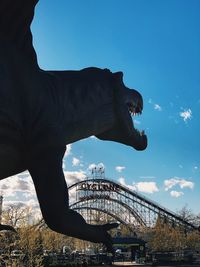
{"left": 69, "top": 168, "right": 198, "bottom": 233}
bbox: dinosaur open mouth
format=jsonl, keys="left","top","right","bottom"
{"left": 127, "top": 101, "right": 145, "bottom": 137}
{"left": 118, "top": 87, "right": 147, "bottom": 150}
{"left": 96, "top": 71, "right": 147, "bottom": 150}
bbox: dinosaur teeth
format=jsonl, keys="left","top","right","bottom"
{"left": 128, "top": 106, "right": 142, "bottom": 117}
{"left": 129, "top": 111, "right": 141, "bottom": 117}
{"left": 128, "top": 108, "right": 139, "bottom": 117}
{"left": 136, "top": 129, "right": 145, "bottom": 136}
{"left": 127, "top": 101, "right": 143, "bottom": 117}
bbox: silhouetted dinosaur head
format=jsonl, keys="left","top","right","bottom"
{"left": 96, "top": 71, "right": 147, "bottom": 150}
{"left": 58, "top": 68, "right": 147, "bottom": 151}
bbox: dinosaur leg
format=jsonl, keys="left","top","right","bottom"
{"left": 28, "top": 146, "right": 118, "bottom": 252}
{"left": 0, "top": 144, "right": 26, "bottom": 180}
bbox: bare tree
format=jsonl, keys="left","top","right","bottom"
{"left": 2, "top": 203, "right": 31, "bottom": 228}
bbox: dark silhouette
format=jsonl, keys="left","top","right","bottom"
{"left": 0, "top": 0, "right": 147, "bottom": 252}
{"left": 0, "top": 224, "right": 17, "bottom": 233}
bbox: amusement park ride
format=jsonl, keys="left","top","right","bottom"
{"left": 0, "top": 167, "right": 198, "bottom": 235}
{"left": 69, "top": 167, "right": 198, "bottom": 234}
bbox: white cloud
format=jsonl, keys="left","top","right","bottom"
{"left": 90, "top": 135, "right": 98, "bottom": 140}
{"left": 64, "top": 144, "right": 72, "bottom": 157}
{"left": 118, "top": 177, "right": 125, "bottom": 185}
{"left": 115, "top": 166, "right": 125, "bottom": 172}
{"left": 0, "top": 172, "right": 36, "bottom": 198}
{"left": 69, "top": 187, "right": 77, "bottom": 205}
{"left": 164, "top": 178, "right": 178, "bottom": 191}
{"left": 72, "top": 157, "right": 80, "bottom": 167}
{"left": 133, "top": 182, "right": 159, "bottom": 194}
{"left": 179, "top": 180, "right": 194, "bottom": 189}
{"left": 118, "top": 177, "right": 136, "bottom": 191}
{"left": 154, "top": 104, "right": 162, "bottom": 111}
{"left": 62, "top": 161, "right": 66, "bottom": 170}
{"left": 17, "top": 173, "right": 30, "bottom": 179}
{"left": 64, "top": 170, "right": 86, "bottom": 186}
{"left": 88, "top": 163, "right": 105, "bottom": 171}
{"left": 164, "top": 177, "right": 194, "bottom": 191}
{"left": 22, "top": 192, "right": 34, "bottom": 199}
{"left": 179, "top": 109, "right": 192, "bottom": 122}
{"left": 87, "top": 163, "right": 105, "bottom": 178}
{"left": 65, "top": 171, "right": 87, "bottom": 205}
{"left": 170, "top": 190, "right": 184, "bottom": 198}
{"left": 118, "top": 177, "right": 159, "bottom": 194}
{"left": 88, "top": 163, "right": 96, "bottom": 170}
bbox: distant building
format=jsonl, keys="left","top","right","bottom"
{"left": 113, "top": 237, "right": 146, "bottom": 262}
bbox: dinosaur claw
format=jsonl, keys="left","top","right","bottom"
{"left": 0, "top": 224, "right": 17, "bottom": 233}
{"left": 103, "top": 235, "right": 114, "bottom": 254}
{"left": 102, "top": 223, "right": 119, "bottom": 231}
{"left": 102, "top": 223, "right": 119, "bottom": 255}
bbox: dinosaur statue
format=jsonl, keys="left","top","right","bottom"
{"left": 0, "top": 0, "right": 147, "bottom": 251}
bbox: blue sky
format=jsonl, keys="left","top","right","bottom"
{"left": 1, "top": 0, "right": 199, "bottom": 217}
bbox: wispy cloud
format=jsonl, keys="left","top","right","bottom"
{"left": 115, "top": 166, "right": 125, "bottom": 172}
{"left": 164, "top": 177, "right": 194, "bottom": 191}
{"left": 140, "top": 176, "right": 156, "bottom": 179}
{"left": 179, "top": 109, "right": 192, "bottom": 122}
{"left": 154, "top": 104, "right": 162, "bottom": 111}
{"left": 133, "top": 119, "right": 141, "bottom": 125}
{"left": 148, "top": 98, "right": 162, "bottom": 111}
{"left": 72, "top": 157, "right": 80, "bottom": 167}
{"left": 170, "top": 190, "right": 184, "bottom": 198}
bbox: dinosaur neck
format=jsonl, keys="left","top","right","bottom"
{"left": 0, "top": 0, "right": 39, "bottom": 67}
{"left": 64, "top": 102, "right": 115, "bottom": 144}
{"left": 56, "top": 68, "right": 116, "bottom": 144}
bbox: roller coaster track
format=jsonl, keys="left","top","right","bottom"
{"left": 69, "top": 178, "right": 198, "bottom": 232}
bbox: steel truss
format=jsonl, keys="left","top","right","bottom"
{"left": 69, "top": 178, "right": 198, "bottom": 233}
